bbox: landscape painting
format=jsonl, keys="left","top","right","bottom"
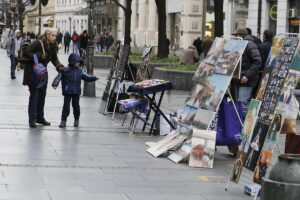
{"left": 191, "top": 108, "right": 215, "bottom": 130}
{"left": 189, "top": 129, "right": 216, "bottom": 168}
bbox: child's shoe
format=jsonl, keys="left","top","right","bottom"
{"left": 59, "top": 120, "right": 66, "bottom": 128}
{"left": 74, "top": 120, "right": 79, "bottom": 127}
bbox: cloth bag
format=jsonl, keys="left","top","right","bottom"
{"left": 210, "top": 98, "right": 244, "bottom": 146}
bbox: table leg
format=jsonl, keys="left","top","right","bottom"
{"left": 142, "top": 92, "right": 156, "bottom": 132}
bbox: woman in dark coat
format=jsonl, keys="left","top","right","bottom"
{"left": 23, "top": 28, "right": 65, "bottom": 128}
{"left": 64, "top": 31, "right": 72, "bottom": 54}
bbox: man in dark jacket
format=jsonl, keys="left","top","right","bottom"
{"left": 63, "top": 31, "right": 72, "bottom": 54}
{"left": 260, "top": 30, "right": 273, "bottom": 66}
{"left": 104, "top": 32, "right": 114, "bottom": 52}
{"left": 58, "top": 53, "right": 98, "bottom": 128}
{"left": 79, "top": 30, "right": 89, "bottom": 57}
{"left": 232, "top": 28, "right": 262, "bottom": 116}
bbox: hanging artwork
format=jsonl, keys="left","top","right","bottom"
{"left": 253, "top": 150, "right": 273, "bottom": 184}
{"left": 180, "top": 105, "right": 199, "bottom": 125}
{"left": 203, "top": 37, "right": 225, "bottom": 65}
{"left": 192, "top": 62, "right": 214, "bottom": 86}
{"left": 240, "top": 100, "right": 262, "bottom": 142}
{"left": 256, "top": 67, "right": 273, "bottom": 100}
{"left": 278, "top": 70, "right": 300, "bottom": 105}
{"left": 186, "top": 74, "right": 231, "bottom": 111}
{"left": 189, "top": 129, "right": 216, "bottom": 168}
{"left": 266, "top": 35, "right": 286, "bottom": 67}
{"left": 266, "top": 113, "right": 285, "bottom": 143}
{"left": 230, "top": 151, "right": 246, "bottom": 183}
{"left": 212, "top": 39, "right": 248, "bottom": 76}
{"left": 191, "top": 108, "right": 215, "bottom": 130}
{"left": 244, "top": 121, "right": 270, "bottom": 171}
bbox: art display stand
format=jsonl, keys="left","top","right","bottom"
{"left": 224, "top": 33, "right": 300, "bottom": 199}
{"left": 146, "top": 36, "right": 250, "bottom": 168}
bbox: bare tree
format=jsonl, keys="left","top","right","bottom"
{"left": 155, "top": 0, "right": 168, "bottom": 58}
{"left": 112, "top": 0, "right": 132, "bottom": 45}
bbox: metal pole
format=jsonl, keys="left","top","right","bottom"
{"left": 38, "top": 0, "right": 41, "bottom": 35}
{"left": 83, "top": 0, "right": 96, "bottom": 97}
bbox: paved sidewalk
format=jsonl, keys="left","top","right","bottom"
{"left": 0, "top": 49, "right": 255, "bottom": 200}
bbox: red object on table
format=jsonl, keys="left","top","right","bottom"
{"left": 285, "top": 134, "right": 300, "bottom": 154}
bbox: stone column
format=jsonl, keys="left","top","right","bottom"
{"left": 276, "top": 0, "right": 288, "bottom": 34}
{"left": 147, "top": 0, "right": 157, "bottom": 47}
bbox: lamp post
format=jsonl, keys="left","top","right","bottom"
{"left": 83, "top": 0, "right": 96, "bottom": 97}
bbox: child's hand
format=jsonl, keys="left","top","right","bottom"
{"left": 95, "top": 76, "right": 100, "bottom": 80}
{"left": 53, "top": 87, "right": 57, "bottom": 90}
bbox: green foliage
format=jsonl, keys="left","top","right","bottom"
{"left": 160, "top": 64, "right": 198, "bottom": 71}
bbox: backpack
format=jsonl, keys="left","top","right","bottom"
{"left": 29, "top": 54, "right": 48, "bottom": 88}
{"left": 72, "top": 34, "right": 78, "bottom": 41}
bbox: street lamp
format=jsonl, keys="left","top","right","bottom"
{"left": 29, "top": 0, "right": 49, "bottom": 35}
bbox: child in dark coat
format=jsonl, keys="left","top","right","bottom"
{"left": 54, "top": 53, "right": 99, "bottom": 128}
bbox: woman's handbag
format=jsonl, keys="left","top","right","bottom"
{"left": 210, "top": 98, "right": 244, "bottom": 146}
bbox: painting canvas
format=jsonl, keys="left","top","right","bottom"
{"left": 168, "top": 140, "right": 192, "bottom": 163}
{"left": 213, "top": 39, "right": 248, "bottom": 76}
{"left": 203, "top": 37, "right": 225, "bottom": 65}
{"left": 244, "top": 121, "right": 270, "bottom": 171}
{"left": 189, "top": 129, "right": 216, "bottom": 168}
{"left": 180, "top": 105, "right": 198, "bottom": 125}
{"left": 241, "top": 100, "right": 262, "bottom": 142}
{"left": 192, "top": 62, "right": 214, "bottom": 86}
{"left": 256, "top": 67, "right": 273, "bottom": 100}
{"left": 266, "top": 35, "right": 286, "bottom": 67}
{"left": 147, "top": 131, "right": 179, "bottom": 157}
{"left": 147, "top": 132, "right": 187, "bottom": 158}
{"left": 187, "top": 74, "right": 231, "bottom": 111}
{"left": 278, "top": 70, "right": 300, "bottom": 105}
{"left": 266, "top": 113, "right": 285, "bottom": 143}
{"left": 253, "top": 150, "right": 273, "bottom": 184}
{"left": 191, "top": 108, "right": 215, "bottom": 130}
{"left": 230, "top": 151, "right": 246, "bottom": 183}
{"left": 232, "top": 61, "right": 241, "bottom": 80}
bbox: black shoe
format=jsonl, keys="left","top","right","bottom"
{"left": 59, "top": 120, "right": 66, "bottom": 128}
{"left": 74, "top": 120, "right": 79, "bottom": 127}
{"left": 37, "top": 119, "right": 51, "bottom": 126}
{"left": 29, "top": 122, "right": 37, "bottom": 128}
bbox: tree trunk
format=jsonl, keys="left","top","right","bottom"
{"left": 124, "top": 0, "right": 132, "bottom": 45}
{"left": 17, "top": 0, "right": 24, "bottom": 32}
{"left": 214, "top": 0, "right": 224, "bottom": 37}
{"left": 155, "top": 0, "right": 168, "bottom": 58}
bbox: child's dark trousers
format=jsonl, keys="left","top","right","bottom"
{"left": 61, "top": 94, "right": 80, "bottom": 121}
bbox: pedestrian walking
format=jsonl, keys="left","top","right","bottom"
{"left": 231, "top": 28, "right": 262, "bottom": 116}
{"left": 193, "top": 37, "right": 203, "bottom": 57}
{"left": 6, "top": 30, "right": 24, "bottom": 79}
{"left": 72, "top": 31, "right": 79, "bottom": 53}
{"left": 79, "top": 30, "right": 89, "bottom": 57}
{"left": 104, "top": 32, "right": 114, "bottom": 52}
{"left": 55, "top": 53, "right": 99, "bottom": 128}
{"left": 93, "top": 33, "right": 101, "bottom": 53}
{"left": 64, "top": 31, "right": 72, "bottom": 54}
{"left": 23, "top": 28, "right": 65, "bottom": 128}
{"left": 100, "top": 32, "right": 105, "bottom": 52}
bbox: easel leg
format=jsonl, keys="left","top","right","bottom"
{"left": 142, "top": 93, "right": 156, "bottom": 131}
{"left": 112, "top": 81, "right": 121, "bottom": 120}
{"left": 227, "top": 89, "right": 244, "bottom": 127}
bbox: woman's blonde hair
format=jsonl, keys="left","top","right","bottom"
{"left": 43, "top": 28, "right": 57, "bottom": 37}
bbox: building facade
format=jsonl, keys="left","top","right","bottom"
{"left": 223, "top": 0, "right": 300, "bottom": 38}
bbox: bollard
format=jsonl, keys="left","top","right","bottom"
{"left": 261, "top": 154, "right": 300, "bottom": 200}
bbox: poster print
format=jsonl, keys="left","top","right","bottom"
{"left": 192, "top": 62, "right": 214, "bottom": 86}
{"left": 213, "top": 39, "right": 248, "bottom": 76}
{"left": 180, "top": 105, "right": 198, "bottom": 125}
{"left": 241, "top": 100, "right": 262, "bottom": 142}
{"left": 256, "top": 67, "right": 273, "bottom": 100}
{"left": 189, "top": 129, "right": 216, "bottom": 168}
{"left": 253, "top": 150, "right": 273, "bottom": 184}
{"left": 266, "top": 35, "right": 286, "bottom": 67}
{"left": 187, "top": 74, "right": 231, "bottom": 111}
{"left": 279, "top": 70, "right": 300, "bottom": 105}
{"left": 191, "top": 108, "right": 215, "bottom": 130}
{"left": 168, "top": 141, "right": 192, "bottom": 163}
{"left": 266, "top": 113, "right": 285, "bottom": 143}
{"left": 244, "top": 121, "right": 270, "bottom": 171}
{"left": 230, "top": 151, "right": 246, "bottom": 183}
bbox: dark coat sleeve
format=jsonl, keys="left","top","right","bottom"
{"left": 244, "top": 41, "right": 262, "bottom": 79}
{"left": 81, "top": 71, "right": 97, "bottom": 82}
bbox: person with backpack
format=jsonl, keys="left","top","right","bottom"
{"left": 23, "top": 28, "right": 65, "bottom": 128}
{"left": 52, "top": 53, "right": 99, "bottom": 128}
{"left": 63, "top": 31, "right": 72, "bottom": 54}
{"left": 72, "top": 31, "right": 79, "bottom": 54}
{"left": 7, "top": 30, "right": 24, "bottom": 79}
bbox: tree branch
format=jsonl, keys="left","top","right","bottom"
{"left": 111, "top": 0, "right": 126, "bottom": 12}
